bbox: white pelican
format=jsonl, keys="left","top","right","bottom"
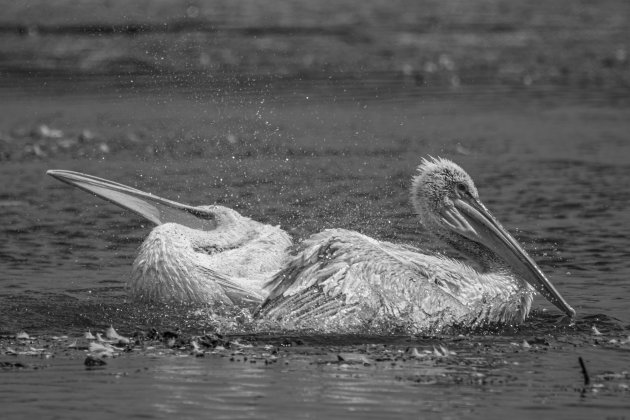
{"left": 258, "top": 157, "right": 575, "bottom": 332}
{"left": 46, "top": 170, "right": 292, "bottom": 305}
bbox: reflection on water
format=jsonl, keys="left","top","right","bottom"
{"left": 1, "top": 83, "right": 629, "bottom": 419}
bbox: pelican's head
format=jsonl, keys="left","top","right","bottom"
{"left": 411, "top": 157, "right": 575, "bottom": 318}
{"left": 411, "top": 157, "right": 479, "bottom": 224}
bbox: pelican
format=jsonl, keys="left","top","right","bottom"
{"left": 46, "top": 170, "right": 292, "bottom": 305}
{"left": 258, "top": 157, "right": 575, "bottom": 332}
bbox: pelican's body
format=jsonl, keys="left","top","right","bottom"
{"left": 259, "top": 229, "right": 534, "bottom": 333}
{"left": 132, "top": 208, "right": 291, "bottom": 304}
{"left": 46, "top": 170, "right": 292, "bottom": 305}
{"left": 48, "top": 157, "right": 575, "bottom": 332}
{"left": 258, "top": 157, "right": 575, "bottom": 332}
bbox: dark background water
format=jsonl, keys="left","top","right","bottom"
{"left": 1, "top": 1, "right": 629, "bottom": 418}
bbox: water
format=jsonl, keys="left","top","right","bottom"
{"left": 1, "top": 81, "right": 629, "bottom": 418}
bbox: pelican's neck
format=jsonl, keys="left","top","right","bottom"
{"left": 437, "top": 230, "right": 512, "bottom": 276}
{"left": 438, "top": 229, "right": 534, "bottom": 322}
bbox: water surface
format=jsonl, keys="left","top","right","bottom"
{"left": 1, "top": 81, "right": 629, "bottom": 419}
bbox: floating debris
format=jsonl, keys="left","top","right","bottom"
{"left": 190, "top": 340, "right": 204, "bottom": 357}
{"left": 337, "top": 353, "right": 372, "bottom": 366}
{"left": 433, "top": 345, "right": 455, "bottom": 357}
{"left": 15, "top": 331, "right": 30, "bottom": 340}
{"left": 196, "top": 333, "right": 230, "bottom": 349}
{"left": 0, "top": 361, "right": 28, "bottom": 369}
{"left": 3, "top": 345, "right": 51, "bottom": 357}
{"left": 596, "top": 371, "right": 630, "bottom": 381}
{"left": 592, "top": 326, "right": 603, "bottom": 336}
{"left": 84, "top": 355, "right": 107, "bottom": 368}
{"left": 51, "top": 335, "right": 68, "bottom": 341}
{"left": 105, "top": 326, "right": 130, "bottom": 345}
{"left": 407, "top": 347, "right": 427, "bottom": 359}
{"left": 88, "top": 342, "right": 120, "bottom": 358}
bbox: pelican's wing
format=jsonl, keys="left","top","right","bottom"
{"left": 196, "top": 266, "right": 266, "bottom": 305}
{"left": 258, "top": 229, "right": 453, "bottom": 327}
{"left": 47, "top": 170, "right": 217, "bottom": 230}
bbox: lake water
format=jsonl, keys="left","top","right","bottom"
{"left": 1, "top": 79, "right": 629, "bottom": 419}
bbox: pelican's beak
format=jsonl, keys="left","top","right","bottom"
{"left": 441, "top": 196, "right": 575, "bottom": 318}
{"left": 47, "top": 170, "right": 217, "bottom": 231}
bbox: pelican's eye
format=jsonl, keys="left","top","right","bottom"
{"left": 456, "top": 183, "right": 468, "bottom": 194}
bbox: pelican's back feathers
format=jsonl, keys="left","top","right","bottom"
{"left": 259, "top": 229, "right": 472, "bottom": 332}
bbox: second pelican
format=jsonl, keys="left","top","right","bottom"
{"left": 258, "top": 157, "right": 575, "bottom": 332}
